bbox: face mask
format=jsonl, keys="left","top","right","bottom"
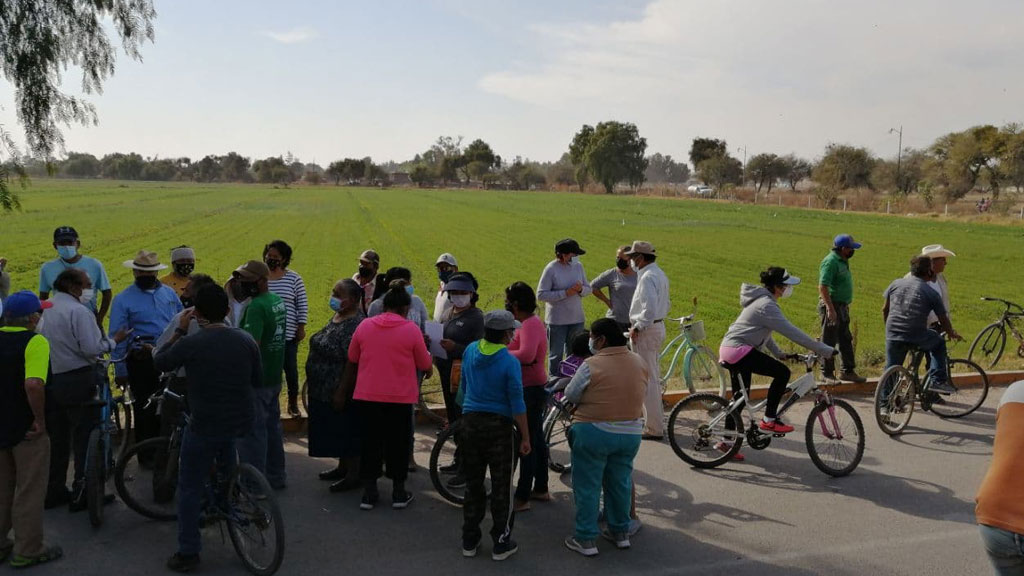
{"left": 450, "top": 294, "right": 471, "bottom": 308}
{"left": 175, "top": 263, "right": 194, "bottom": 276}
{"left": 405, "top": 285, "right": 415, "bottom": 296}
{"left": 781, "top": 286, "right": 794, "bottom": 299}
{"left": 57, "top": 245, "right": 78, "bottom": 260}
{"left": 438, "top": 269, "right": 453, "bottom": 284}
{"left": 358, "top": 266, "right": 374, "bottom": 278}
{"left": 570, "top": 256, "right": 580, "bottom": 265}
{"left": 79, "top": 288, "right": 95, "bottom": 305}
{"left": 505, "top": 301, "right": 515, "bottom": 313}
{"left": 329, "top": 297, "right": 344, "bottom": 312}
{"left": 265, "top": 259, "right": 282, "bottom": 271}
{"left": 241, "top": 282, "right": 260, "bottom": 297}
{"left": 135, "top": 276, "right": 158, "bottom": 290}
{"left": 180, "top": 296, "right": 194, "bottom": 308}
{"left": 616, "top": 258, "right": 629, "bottom": 271}
{"left": 230, "top": 283, "right": 247, "bottom": 302}
{"left": 589, "top": 339, "right": 600, "bottom": 356}
{"left": 845, "top": 249, "right": 855, "bottom": 260}
{"left": 630, "top": 259, "right": 639, "bottom": 272}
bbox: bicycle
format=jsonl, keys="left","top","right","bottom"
{"left": 968, "top": 297, "right": 1024, "bottom": 370}
{"left": 874, "top": 342, "right": 988, "bottom": 436}
{"left": 300, "top": 378, "right": 445, "bottom": 425}
{"left": 82, "top": 352, "right": 132, "bottom": 528}
{"left": 542, "top": 379, "right": 573, "bottom": 474}
{"left": 667, "top": 352, "right": 865, "bottom": 477}
{"left": 659, "top": 298, "right": 728, "bottom": 397}
{"left": 114, "top": 386, "right": 285, "bottom": 575}
{"left": 429, "top": 418, "right": 521, "bottom": 507}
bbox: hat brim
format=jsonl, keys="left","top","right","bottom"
{"left": 923, "top": 249, "right": 955, "bottom": 258}
{"left": 123, "top": 260, "right": 168, "bottom": 271}
{"left": 782, "top": 275, "right": 801, "bottom": 286}
{"left": 443, "top": 280, "right": 476, "bottom": 293}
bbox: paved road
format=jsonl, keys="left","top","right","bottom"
{"left": 24, "top": 390, "right": 999, "bottom": 576}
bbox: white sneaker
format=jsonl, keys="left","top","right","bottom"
{"left": 565, "top": 536, "right": 599, "bottom": 557}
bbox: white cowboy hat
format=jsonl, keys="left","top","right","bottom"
{"left": 123, "top": 250, "right": 168, "bottom": 271}
{"left": 921, "top": 244, "right": 956, "bottom": 258}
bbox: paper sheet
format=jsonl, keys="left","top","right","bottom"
{"left": 426, "top": 321, "right": 446, "bottom": 359}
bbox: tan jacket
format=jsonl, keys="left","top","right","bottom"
{"left": 571, "top": 346, "right": 647, "bottom": 424}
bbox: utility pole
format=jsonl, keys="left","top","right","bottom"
{"left": 737, "top": 146, "right": 747, "bottom": 186}
{"left": 889, "top": 126, "right": 903, "bottom": 187}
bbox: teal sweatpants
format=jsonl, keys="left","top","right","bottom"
{"left": 569, "top": 423, "right": 641, "bottom": 541}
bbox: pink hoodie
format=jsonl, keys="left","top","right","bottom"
{"left": 349, "top": 312, "right": 433, "bottom": 404}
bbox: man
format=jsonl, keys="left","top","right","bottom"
{"left": 433, "top": 253, "right": 459, "bottom": 322}
{"left": 882, "top": 256, "right": 962, "bottom": 397}
{"left": 39, "top": 226, "right": 112, "bottom": 327}
{"left": 234, "top": 260, "right": 288, "bottom": 490}
{"left": 458, "top": 310, "right": 531, "bottom": 561}
{"left": 159, "top": 246, "right": 196, "bottom": 299}
{"left": 920, "top": 244, "right": 954, "bottom": 326}
{"left": 591, "top": 245, "right": 638, "bottom": 332}
{"left": 0, "top": 291, "right": 62, "bottom": 568}
{"left": 818, "top": 234, "right": 866, "bottom": 384}
{"left": 153, "top": 284, "right": 261, "bottom": 573}
{"left": 625, "top": 241, "right": 670, "bottom": 440}
{"left": 39, "top": 270, "right": 130, "bottom": 511}
{"left": 537, "top": 238, "right": 592, "bottom": 376}
{"left": 353, "top": 250, "right": 380, "bottom": 313}
{"left": 109, "top": 251, "right": 183, "bottom": 452}
{"left": 0, "top": 256, "right": 10, "bottom": 300}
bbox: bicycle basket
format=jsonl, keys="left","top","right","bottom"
{"left": 683, "top": 321, "right": 706, "bottom": 341}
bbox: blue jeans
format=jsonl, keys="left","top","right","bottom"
{"left": 883, "top": 332, "right": 947, "bottom": 397}
{"left": 177, "top": 427, "right": 236, "bottom": 556}
{"left": 237, "top": 385, "right": 287, "bottom": 488}
{"left": 569, "top": 423, "right": 641, "bottom": 541}
{"left": 547, "top": 322, "right": 584, "bottom": 377}
{"left": 980, "top": 524, "right": 1024, "bottom": 575}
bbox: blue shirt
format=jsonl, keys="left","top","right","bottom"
{"left": 109, "top": 282, "right": 183, "bottom": 377}
{"left": 459, "top": 341, "right": 526, "bottom": 418}
{"left": 39, "top": 255, "right": 111, "bottom": 311}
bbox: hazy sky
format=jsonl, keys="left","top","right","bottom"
{"left": 2, "top": 0, "right": 1022, "bottom": 166}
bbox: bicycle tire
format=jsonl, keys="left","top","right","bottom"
{"left": 805, "top": 398, "right": 864, "bottom": 477}
{"left": 543, "top": 405, "right": 572, "bottom": 474}
{"left": 929, "top": 359, "right": 989, "bottom": 419}
{"left": 684, "top": 346, "right": 727, "bottom": 396}
{"left": 86, "top": 429, "right": 106, "bottom": 528}
{"left": 228, "top": 463, "right": 285, "bottom": 576}
{"left": 667, "top": 393, "right": 743, "bottom": 468}
{"left": 874, "top": 365, "right": 915, "bottom": 436}
{"left": 417, "top": 393, "right": 446, "bottom": 426}
{"left": 114, "top": 436, "right": 178, "bottom": 521}
{"left": 115, "top": 399, "right": 133, "bottom": 458}
{"left": 968, "top": 322, "right": 1006, "bottom": 371}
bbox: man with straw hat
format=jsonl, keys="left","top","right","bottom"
{"left": 920, "top": 244, "right": 955, "bottom": 326}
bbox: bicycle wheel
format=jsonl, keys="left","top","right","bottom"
{"left": 929, "top": 359, "right": 989, "bottom": 418}
{"left": 86, "top": 429, "right": 106, "bottom": 528}
{"left": 228, "top": 463, "right": 285, "bottom": 576}
{"left": 684, "top": 346, "right": 727, "bottom": 396}
{"left": 805, "top": 398, "right": 864, "bottom": 477}
{"left": 417, "top": 391, "right": 446, "bottom": 426}
{"left": 114, "top": 399, "right": 133, "bottom": 458}
{"left": 114, "top": 437, "right": 178, "bottom": 521}
{"left": 874, "top": 365, "right": 915, "bottom": 436}
{"left": 667, "top": 393, "right": 743, "bottom": 468}
{"left": 543, "top": 405, "right": 572, "bottom": 474}
{"left": 969, "top": 322, "right": 1006, "bottom": 370}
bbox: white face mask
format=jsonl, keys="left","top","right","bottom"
{"left": 79, "top": 288, "right": 95, "bottom": 304}
{"left": 630, "top": 259, "right": 639, "bottom": 272}
{"left": 781, "top": 285, "right": 794, "bottom": 299}
{"left": 570, "top": 256, "right": 579, "bottom": 265}
{"left": 450, "top": 294, "right": 472, "bottom": 308}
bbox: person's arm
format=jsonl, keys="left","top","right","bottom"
{"left": 882, "top": 295, "right": 891, "bottom": 323}
{"left": 78, "top": 307, "right": 120, "bottom": 357}
{"left": 412, "top": 328, "right": 434, "bottom": 377}
{"left": 508, "top": 320, "right": 540, "bottom": 366}
{"left": 536, "top": 265, "right": 568, "bottom": 303}
{"left": 39, "top": 264, "right": 51, "bottom": 301}
{"left": 294, "top": 274, "right": 308, "bottom": 341}
{"left": 153, "top": 331, "right": 188, "bottom": 373}
{"left": 505, "top": 358, "right": 530, "bottom": 454}
{"left": 764, "top": 336, "right": 786, "bottom": 360}
{"left": 22, "top": 335, "right": 50, "bottom": 440}
{"left": 591, "top": 270, "right": 613, "bottom": 309}
{"left": 94, "top": 263, "right": 113, "bottom": 324}
{"left": 563, "top": 362, "right": 592, "bottom": 405}
{"left": 332, "top": 362, "right": 357, "bottom": 411}
{"left": 762, "top": 302, "right": 833, "bottom": 356}
{"left": 513, "top": 412, "right": 531, "bottom": 456}
{"left": 630, "top": 274, "right": 655, "bottom": 333}
{"left": 249, "top": 337, "right": 263, "bottom": 389}
{"left": 937, "top": 314, "right": 961, "bottom": 341}
{"left": 109, "top": 294, "right": 130, "bottom": 378}
{"left": 578, "top": 264, "right": 592, "bottom": 298}
{"left": 818, "top": 258, "right": 837, "bottom": 325}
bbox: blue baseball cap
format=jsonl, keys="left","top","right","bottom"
{"left": 833, "top": 234, "right": 862, "bottom": 250}
{"left": 2, "top": 290, "right": 53, "bottom": 318}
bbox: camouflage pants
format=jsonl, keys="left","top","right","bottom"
{"left": 460, "top": 412, "right": 518, "bottom": 546}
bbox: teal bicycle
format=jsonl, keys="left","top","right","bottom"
{"left": 659, "top": 299, "right": 728, "bottom": 397}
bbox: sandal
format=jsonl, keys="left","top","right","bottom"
{"left": 10, "top": 545, "right": 63, "bottom": 569}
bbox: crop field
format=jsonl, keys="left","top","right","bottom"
{"left": 3, "top": 179, "right": 1024, "bottom": 397}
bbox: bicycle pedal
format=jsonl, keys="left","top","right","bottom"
{"left": 772, "top": 433, "right": 786, "bottom": 438}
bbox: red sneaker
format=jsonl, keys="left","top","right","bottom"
{"left": 759, "top": 419, "right": 794, "bottom": 434}
{"left": 715, "top": 442, "right": 745, "bottom": 461}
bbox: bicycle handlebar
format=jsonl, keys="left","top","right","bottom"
{"left": 981, "top": 297, "right": 1024, "bottom": 314}
{"left": 667, "top": 314, "right": 696, "bottom": 325}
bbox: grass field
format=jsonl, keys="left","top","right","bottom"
{"left": 3, "top": 179, "right": 1024, "bottom": 395}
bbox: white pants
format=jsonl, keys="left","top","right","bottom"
{"left": 633, "top": 322, "right": 666, "bottom": 436}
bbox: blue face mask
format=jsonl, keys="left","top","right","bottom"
{"left": 57, "top": 245, "right": 78, "bottom": 260}
{"left": 405, "top": 285, "right": 415, "bottom": 296}
{"left": 329, "top": 297, "right": 344, "bottom": 312}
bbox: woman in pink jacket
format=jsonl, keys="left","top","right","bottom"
{"left": 347, "top": 282, "right": 433, "bottom": 511}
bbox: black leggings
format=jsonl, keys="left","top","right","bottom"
{"left": 723, "top": 348, "right": 791, "bottom": 423}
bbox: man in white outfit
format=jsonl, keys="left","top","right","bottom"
{"left": 920, "top": 244, "right": 954, "bottom": 326}
{"left": 625, "top": 241, "right": 670, "bottom": 440}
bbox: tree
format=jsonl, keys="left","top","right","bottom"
{"left": 927, "top": 125, "right": 1004, "bottom": 200}
{"left": 1002, "top": 128, "right": 1024, "bottom": 193}
{"left": 140, "top": 158, "right": 176, "bottom": 181}
{"left": 194, "top": 155, "right": 222, "bottom": 183}
{"left": 644, "top": 153, "right": 690, "bottom": 184}
{"left": 568, "top": 125, "right": 595, "bottom": 192}
{"left": 326, "top": 161, "right": 345, "bottom": 185}
{"left": 744, "top": 153, "right": 785, "bottom": 194}
{"left": 778, "top": 154, "right": 812, "bottom": 191}
{"left": 502, "top": 158, "right": 546, "bottom": 190}
{"left": 303, "top": 171, "right": 322, "bottom": 185}
{"left": 871, "top": 149, "right": 927, "bottom": 196}
{"left": 409, "top": 163, "right": 435, "bottom": 187}
{"left": 547, "top": 156, "right": 576, "bottom": 187}
{"left": 697, "top": 154, "right": 742, "bottom": 190}
{"left": 220, "top": 152, "right": 251, "bottom": 182}
{"left": 460, "top": 139, "right": 499, "bottom": 183}
{"left": 812, "top": 144, "right": 875, "bottom": 191}
{"left": 689, "top": 138, "right": 728, "bottom": 170}
{"left": 61, "top": 152, "right": 101, "bottom": 178}
{"left": 569, "top": 121, "right": 648, "bottom": 194}
{"left": 252, "top": 156, "right": 294, "bottom": 185}
{"left": 0, "top": 0, "right": 156, "bottom": 210}
{"left": 99, "top": 152, "right": 145, "bottom": 180}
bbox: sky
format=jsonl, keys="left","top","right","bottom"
{"left": 2, "top": 0, "right": 1023, "bottom": 167}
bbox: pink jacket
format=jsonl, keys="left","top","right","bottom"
{"left": 349, "top": 312, "right": 433, "bottom": 404}
{"left": 509, "top": 315, "right": 548, "bottom": 387}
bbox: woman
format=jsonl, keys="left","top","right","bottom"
{"left": 563, "top": 318, "right": 647, "bottom": 557}
{"left": 366, "top": 267, "right": 429, "bottom": 331}
{"left": 306, "top": 279, "right": 364, "bottom": 493}
{"left": 976, "top": 380, "right": 1024, "bottom": 574}
{"left": 264, "top": 240, "right": 308, "bottom": 418}
{"left": 505, "top": 281, "right": 550, "bottom": 511}
{"left": 436, "top": 272, "right": 485, "bottom": 425}
{"left": 718, "top": 267, "right": 834, "bottom": 459}
{"left": 341, "top": 282, "right": 433, "bottom": 510}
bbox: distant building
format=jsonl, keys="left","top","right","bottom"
{"left": 390, "top": 172, "right": 412, "bottom": 186}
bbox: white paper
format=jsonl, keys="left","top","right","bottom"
{"left": 426, "top": 321, "right": 447, "bottom": 359}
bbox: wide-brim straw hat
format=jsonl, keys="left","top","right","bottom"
{"left": 123, "top": 250, "right": 168, "bottom": 271}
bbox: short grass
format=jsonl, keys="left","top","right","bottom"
{"left": 3, "top": 179, "right": 1023, "bottom": 398}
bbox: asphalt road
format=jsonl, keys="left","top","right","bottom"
{"left": 21, "top": 389, "right": 1000, "bottom": 576}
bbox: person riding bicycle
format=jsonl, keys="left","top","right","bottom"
{"left": 882, "top": 255, "right": 962, "bottom": 399}
{"left": 719, "top": 267, "right": 835, "bottom": 446}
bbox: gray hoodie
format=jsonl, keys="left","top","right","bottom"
{"left": 720, "top": 284, "right": 833, "bottom": 359}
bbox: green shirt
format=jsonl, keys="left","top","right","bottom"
{"left": 241, "top": 292, "right": 287, "bottom": 388}
{"left": 819, "top": 250, "right": 854, "bottom": 304}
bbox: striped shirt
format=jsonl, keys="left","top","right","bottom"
{"left": 268, "top": 270, "right": 308, "bottom": 340}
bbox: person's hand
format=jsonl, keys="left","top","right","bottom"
{"left": 519, "top": 436, "right": 532, "bottom": 456}
{"left": 141, "top": 343, "right": 155, "bottom": 354}
{"left": 24, "top": 419, "right": 44, "bottom": 441}
{"left": 567, "top": 282, "right": 583, "bottom": 296}
{"left": 440, "top": 339, "right": 456, "bottom": 353}
{"left": 424, "top": 366, "right": 434, "bottom": 380}
{"left": 112, "top": 326, "right": 133, "bottom": 344}
{"left": 178, "top": 309, "right": 195, "bottom": 332}
{"left": 295, "top": 325, "right": 306, "bottom": 342}
{"left": 424, "top": 334, "right": 432, "bottom": 347}
{"left": 825, "top": 306, "right": 838, "bottom": 326}
{"left": 949, "top": 330, "right": 963, "bottom": 342}
{"left": 629, "top": 327, "right": 639, "bottom": 341}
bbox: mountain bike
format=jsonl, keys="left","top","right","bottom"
{"left": 968, "top": 297, "right": 1024, "bottom": 370}
{"left": 659, "top": 298, "right": 728, "bottom": 397}
{"left": 82, "top": 352, "right": 131, "bottom": 527}
{"left": 874, "top": 343, "right": 988, "bottom": 436}
{"left": 115, "top": 386, "right": 285, "bottom": 575}
{"left": 667, "top": 352, "right": 865, "bottom": 477}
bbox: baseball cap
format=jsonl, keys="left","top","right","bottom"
{"left": 555, "top": 238, "right": 586, "bottom": 256}
{"left": 53, "top": 226, "right": 79, "bottom": 242}
{"left": 435, "top": 253, "right": 458, "bottom": 267}
{"left": 359, "top": 250, "right": 380, "bottom": 265}
{"left": 483, "top": 310, "right": 516, "bottom": 331}
{"left": 764, "top": 267, "right": 801, "bottom": 286}
{"left": 833, "top": 234, "right": 862, "bottom": 250}
{"left": 233, "top": 260, "right": 270, "bottom": 282}
{"left": 3, "top": 290, "right": 53, "bottom": 318}
{"left": 623, "top": 241, "right": 656, "bottom": 257}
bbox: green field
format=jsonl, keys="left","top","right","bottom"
{"left": 3, "top": 179, "right": 1024, "bottom": 390}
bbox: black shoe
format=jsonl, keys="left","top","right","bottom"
{"left": 287, "top": 396, "right": 301, "bottom": 417}
{"left": 447, "top": 473, "right": 467, "bottom": 489}
{"left": 392, "top": 490, "right": 414, "bottom": 509}
{"left": 329, "top": 477, "right": 360, "bottom": 493}
{"left": 462, "top": 539, "right": 481, "bottom": 558}
{"left": 45, "top": 488, "right": 71, "bottom": 510}
{"left": 492, "top": 538, "right": 519, "bottom": 561}
{"left": 439, "top": 462, "right": 460, "bottom": 474}
{"left": 319, "top": 466, "right": 346, "bottom": 481}
{"left": 166, "top": 553, "right": 200, "bottom": 573}
{"left": 360, "top": 490, "right": 380, "bottom": 511}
